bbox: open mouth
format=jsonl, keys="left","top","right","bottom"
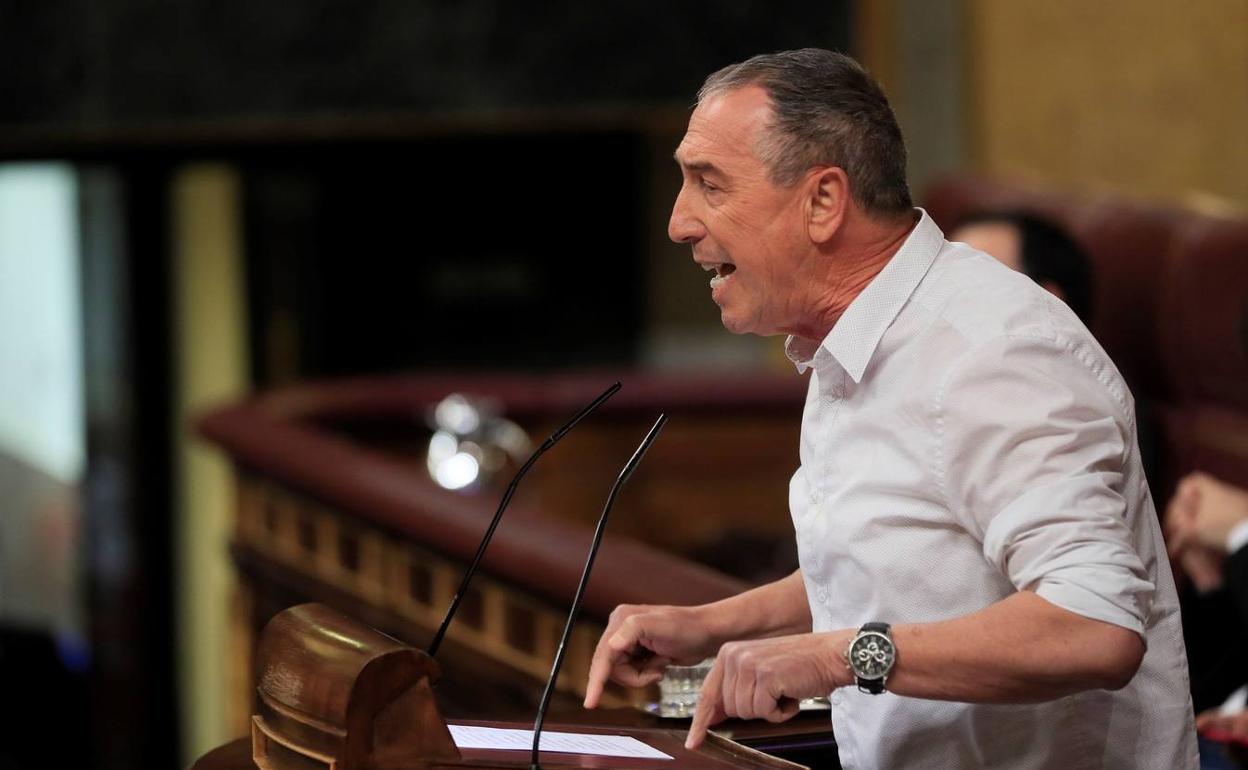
{"left": 704, "top": 262, "right": 736, "bottom": 286}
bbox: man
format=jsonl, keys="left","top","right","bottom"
{"left": 582, "top": 49, "right": 1196, "bottom": 769}
{"left": 950, "top": 211, "right": 1094, "bottom": 323}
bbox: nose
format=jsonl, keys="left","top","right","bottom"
{"left": 668, "top": 184, "right": 704, "bottom": 245}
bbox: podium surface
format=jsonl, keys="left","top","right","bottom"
{"left": 194, "top": 709, "right": 830, "bottom": 770}
{"left": 208, "top": 603, "right": 821, "bottom": 770}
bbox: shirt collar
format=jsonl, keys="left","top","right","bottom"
{"left": 785, "top": 209, "right": 944, "bottom": 381}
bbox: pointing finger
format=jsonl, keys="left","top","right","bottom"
{"left": 583, "top": 646, "right": 613, "bottom": 708}
{"left": 686, "top": 657, "right": 726, "bottom": 750}
{"left": 585, "top": 619, "right": 635, "bottom": 708}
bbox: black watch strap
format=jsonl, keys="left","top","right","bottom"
{"left": 856, "top": 623, "right": 892, "bottom": 694}
{"left": 859, "top": 678, "right": 886, "bottom": 694}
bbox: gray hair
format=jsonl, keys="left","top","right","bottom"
{"left": 698, "top": 48, "right": 912, "bottom": 216}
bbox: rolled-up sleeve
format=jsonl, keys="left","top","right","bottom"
{"left": 933, "top": 332, "right": 1154, "bottom": 636}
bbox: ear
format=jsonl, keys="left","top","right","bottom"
{"left": 807, "top": 166, "right": 850, "bottom": 244}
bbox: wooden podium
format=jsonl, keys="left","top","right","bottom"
{"left": 194, "top": 603, "right": 806, "bottom": 770}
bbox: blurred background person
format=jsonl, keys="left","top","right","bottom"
{"left": 1166, "top": 472, "right": 1248, "bottom": 767}
{"left": 950, "top": 210, "right": 1094, "bottom": 322}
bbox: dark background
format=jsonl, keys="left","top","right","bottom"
{"left": 2, "top": 0, "right": 848, "bottom": 126}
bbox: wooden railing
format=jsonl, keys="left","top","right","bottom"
{"left": 199, "top": 371, "right": 806, "bottom": 730}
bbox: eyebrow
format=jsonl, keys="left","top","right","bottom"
{"left": 673, "top": 154, "right": 722, "bottom": 176}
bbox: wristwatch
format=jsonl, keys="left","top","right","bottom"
{"left": 846, "top": 622, "right": 896, "bottom": 694}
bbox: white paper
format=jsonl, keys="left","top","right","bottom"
{"left": 448, "top": 724, "right": 674, "bottom": 761}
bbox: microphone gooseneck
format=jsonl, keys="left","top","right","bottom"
{"left": 426, "top": 381, "right": 622, "bottom": 658}
{"left": 530, "top": 413, "right": 668, "bottom": 770}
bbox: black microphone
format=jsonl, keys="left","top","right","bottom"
{"left": 530, "top": 413, "right": 668, "bottom": 770}
{"left": 426, "top": 381, "right": 622, "bottom": 657}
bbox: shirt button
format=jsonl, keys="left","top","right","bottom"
{"left": 830, "top": 692, "right": 843, "bottom": 706}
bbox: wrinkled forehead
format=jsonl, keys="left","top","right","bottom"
{"left": 674, "top": 86, "right": 774, "bottom": 169}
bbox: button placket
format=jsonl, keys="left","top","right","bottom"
{"left": 809, "top": 548, "right": 831, "bottom": 607}
{"left": 810, "top": 370, "right": 848, "bottom": 501}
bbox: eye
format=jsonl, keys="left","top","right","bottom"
{"left": 698, "top": 177, "right": 719, "bottom": 192}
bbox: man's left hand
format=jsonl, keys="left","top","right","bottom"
{"left": 685, "top": 630, "right": 854, "bottom": 749}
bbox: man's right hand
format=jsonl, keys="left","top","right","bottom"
{"left": 583, "top": 603, "right": 720, "bottom": 708}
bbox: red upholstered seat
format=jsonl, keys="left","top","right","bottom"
{"left": 1159, "top": 215, "right": 1248, "bottom": 411}
{"left": 1073, "top": 200, "right": 1187, "bottom": 400}
{"left": 1155, "top": 215, "right": 1248, "bottom": 493}
{"left": 924, "top": 174, "right": 1248, "bottom": 498}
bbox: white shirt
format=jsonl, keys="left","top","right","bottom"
{"left": 786, "top": 211, "right": 1197, "bottom": 770}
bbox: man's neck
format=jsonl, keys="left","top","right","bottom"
{"left": 790, "top": 209, "right": 919, "bottom": 343}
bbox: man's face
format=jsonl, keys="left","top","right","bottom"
{"left": 669, "top": 86, "right": 815, "bottom": 337}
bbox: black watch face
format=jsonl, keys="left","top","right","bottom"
{"left": 850, "top": 632, "right": 894, "bottom": 679}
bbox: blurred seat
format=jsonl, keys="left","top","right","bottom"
{"left": 1156, "top": 214, "right": 1248, "bottom": 489}
{"left": 924, "top": 174, "right": 1248, "bottom": 500}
